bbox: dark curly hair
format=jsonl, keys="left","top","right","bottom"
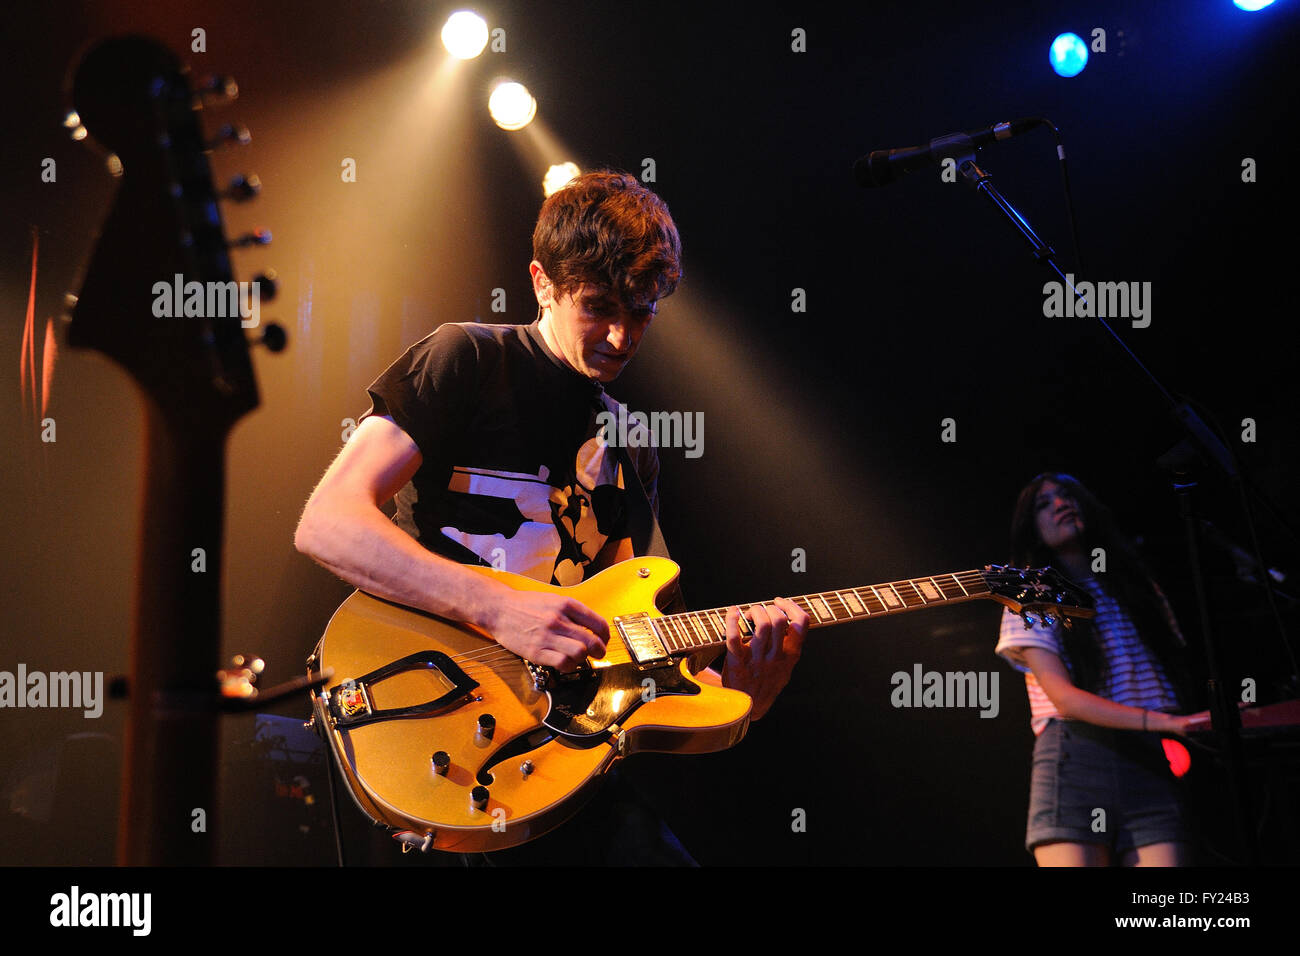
{"left": 532, "top": 170, "right": 682, "bottom": 310}
{"left": 1009, "top": 472, "right": 1190, "bottom": 706}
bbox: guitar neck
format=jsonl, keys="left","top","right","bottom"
{"left": 118, "top": 403, "right": 230, "bottom": 865}
{"left": 650, "top": 570, "right": 994, "bottom": 655}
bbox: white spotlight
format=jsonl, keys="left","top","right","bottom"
{"left": 488, "top": 80, "right": 537, "bottom": 131}
{"left": 442, "top": 11, "right": 489, "bottom": 59}
{"left": 543, "top": 163, "right": 582, "bottom": 197}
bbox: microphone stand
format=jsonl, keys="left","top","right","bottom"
{"left": 946, "top": 139, "right": 1271, "bottom": 864}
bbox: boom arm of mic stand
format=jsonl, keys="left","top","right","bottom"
{"left": 957, "top": 158, "right": 1059, "bottom": 265}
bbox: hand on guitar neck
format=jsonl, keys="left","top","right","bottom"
{"left": 708, "top": 599, "right": 809, "bottom": 721}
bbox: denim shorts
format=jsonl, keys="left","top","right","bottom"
{"left": 1026, "top": 719, "right": 1191, "bottom": 855}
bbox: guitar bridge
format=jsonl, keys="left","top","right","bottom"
{"left": 525, "top": 659, "right": 593, "bottom": 692}
{"left": 525, "top": 660, "right": 552, "bottom": 692}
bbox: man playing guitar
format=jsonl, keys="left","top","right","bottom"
{"left": 294, "top": 170, "right": 808, "bottom": 863}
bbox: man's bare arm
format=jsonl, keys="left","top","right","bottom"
{"left": 294, "top": 415, "right": 606, "bottom": 668}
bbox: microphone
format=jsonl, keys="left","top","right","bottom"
{"left": 854, "top": 118, "right": 1045, "bottom": 188}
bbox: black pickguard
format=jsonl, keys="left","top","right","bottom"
{"left": 544, "top": 662, "right": 699, "bottom": 738}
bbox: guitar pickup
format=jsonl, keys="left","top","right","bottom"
{"left": 614, "top": 613, "right": 668, "bottom": 665}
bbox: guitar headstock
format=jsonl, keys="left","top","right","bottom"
{"left": 980, "top": 565, "right": 1095, "bottom": 628}
{"left": 66, "top": 35, "right": 276, "bottom": 432}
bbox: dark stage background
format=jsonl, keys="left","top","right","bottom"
{"left": 2, "top": 0, "right": 1298, "bottom": 874}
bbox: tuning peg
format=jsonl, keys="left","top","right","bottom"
{"left": 229, "top": 228, "right": 271, "bottom": 248}
{"left": 256, "top": 322, "right": 287, "bottom": 353}
{"left": 210, "top": 123, "right": 251, "bottom": 149}
{"left": 252, "top": 269, "right": 278, "bottom": 301}
{"left": 1020, "top": 611, "right": 1036, "bottom": 629}
{"left": 199, "top": 74, "right": 239, "bottom": 103}
{"left": 224, "top": 173, "right": 261, "bottom": 201}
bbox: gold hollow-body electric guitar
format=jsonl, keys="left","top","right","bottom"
{"left": 309, "top": 558, "right": 1092, "bottom": 852}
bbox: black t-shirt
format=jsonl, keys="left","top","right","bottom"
{"left": 361, "top": 320, "right": 660, "bottom": 586}
{"left": 359, "top": 321, "right": 697, "bottom": 864}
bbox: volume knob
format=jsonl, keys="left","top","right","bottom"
{"left": 470, "top": 786, "right": 490, "bottom": 812}
{"left": 476, "top": 714, "right": 496, "bottom": 741}
{"left": 431, "top": 751, "right": 450, "bottom": 776}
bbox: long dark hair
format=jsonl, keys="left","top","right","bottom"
{"left": 1009, "top": 472, "right": 1189, "bottom": 705}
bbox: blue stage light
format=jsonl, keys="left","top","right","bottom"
{"left": 1049, "top": 32, "right": 1089, "bottom": 77}
{"left": 1233, "top": 0, "right": 1275, "bottom": 10}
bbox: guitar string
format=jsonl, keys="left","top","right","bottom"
{"left": 443, "top": 568, "right": 1042, "bottom": 667}
{"left": 431, "top": 571, "right": 1078, "bottom": 678}
{"left": 430, "top": 570, "right": 1073, "bottom": 674}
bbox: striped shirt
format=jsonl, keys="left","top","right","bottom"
{"left": 995, "top": 575, "right": 1182, "bottom": 735}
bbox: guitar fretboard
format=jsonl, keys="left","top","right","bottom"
{"left": 649, "top": 570, "right": 993, "bottom": 655}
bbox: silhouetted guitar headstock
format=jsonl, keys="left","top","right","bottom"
{"left": 67, "top": 34, "right": 280, "bottom": 431}
{"left": 63, "top": 35, "right": 289, "bottom": 864}
{"left": 981, "top": 565, "right": 1095, "bottom": 628}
